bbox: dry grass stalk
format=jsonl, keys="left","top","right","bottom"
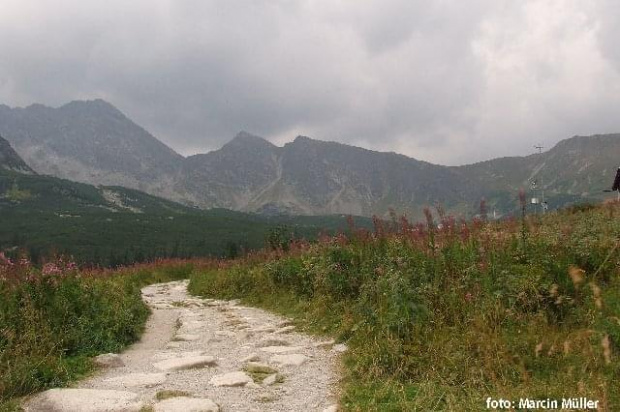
{"left": 568, "top": 265, "right": 585, "bottom": 287}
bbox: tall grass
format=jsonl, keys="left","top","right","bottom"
{"left": 0, "top": 257, "right": 196, "bottom": 410}
{"left": 189, "top": 202, "right": 620, "bottom": 410}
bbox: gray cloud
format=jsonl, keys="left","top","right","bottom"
{"left": 1, "top": 0, "right": 619, "bottom": 165}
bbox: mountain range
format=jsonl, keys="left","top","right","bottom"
{"left": 1, "top": 99, "right": 618, "bottom": 218}
{"left": 1, "top": 134, "right": 366, "bottom": 264}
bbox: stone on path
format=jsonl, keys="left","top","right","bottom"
{"left": 323, "top": 405, "right": 338, "bottom": 412}
{"left": 241, "top": 353, "right": 260, "bottom": 363}
{"left": 152, "top": 351, "right": 205, "bottom": 361}
{"left": 210, "top": 371, "right": 253, "bottom": 387}
{"left": 179, "top": 321, "right": 204, "bottom": 331}
{"left": 93, "top": 353, "right": 124, "bottom": 368}
{"left": 103, "top": 373, "right": 167, "bottom": 388}
{"left": 173, "top": 334, "right": 200, "bottom": 342}
{"left": 252, "top": 325, "right": 276, "bottom": 333}
{"left": 153, "top": 356, "right": 217, "bottom": 372}
{"left": 262, "top": 373, "right": 278, "bottom": 386}
{"left": 333, "top": 343, "right": 348, "bottom": 353}
{"left": 237, "top": 331, "right": 254, "bottom": 340}
{"left": 153, "top": 397, "right": 219, "bottom": 412}
{"left": 215, "top": 331, "right": 236, "bottom": 338}
{"left": 270, "top": 354, "right": 308, "bottom": 367}
{"left": 260, "top": 346, "right": 304, "bottom": 354}
{"left": 274, "top": 326, "right": 296, "bottom": 334}
{"left": 26, "top": 388, "right": 143, "bottom": 412}
{"left": 166, "top": 342, "right": 181, "bottom": 349}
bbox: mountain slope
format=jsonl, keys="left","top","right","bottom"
{"left": 179, "top": 131, "right": 282, "bottom": 209}
{"left": 0, "top": 100, "right": 184, "bottom": 198}
{"left": 0, "top": 167, "right": 365, "bottom": 265}
{"left": 0, "top": 134, "right": 33, "bottom": 173}
{"left": 456, "top": 134, "right": 620, "bottom": 211}
{"left": 257, "top": 136, "right": 481, "bottom": 216}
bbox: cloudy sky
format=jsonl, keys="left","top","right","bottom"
{"left": 1, "top": 0, "right": 619, "bottom": 165}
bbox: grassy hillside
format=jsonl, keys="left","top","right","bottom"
{"left": 0, "top": 258, "right": 197, "bottom": 411}
{"left": 189, "top": 201, "right": 620, "bottom": 410}
{"left": 0, "top": 170, "right": 370, "bottom": 266}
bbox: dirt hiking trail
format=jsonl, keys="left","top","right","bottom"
{"left": 25, "top": 280, "right": 342, "bottom": 411}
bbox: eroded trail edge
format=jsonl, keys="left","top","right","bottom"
{"left": 26, "top": 280, "right": 342, "bottom": 412}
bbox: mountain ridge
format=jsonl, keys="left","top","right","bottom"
{"left": 1, "top": 99, "right": 618, "bottom": 217}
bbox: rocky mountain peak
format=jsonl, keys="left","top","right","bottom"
{"left": 59, "top": 99, "right": 126, "bottom": 118}
{"left": 224, "top": 131, "right": 276, "bottom": 150}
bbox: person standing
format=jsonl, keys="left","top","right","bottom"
{"left": 612, "top": 167, "right": 620, "bottom": 200}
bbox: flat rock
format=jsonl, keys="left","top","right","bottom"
{"left": 26, "top": 388, "right": 143, "bottom": 412}
{"left": 93, "top": 353, "right": 124, "bottom": 368}
{"left": 262, "top": 373, "right": 278, "bottom": 386}
{"left": 260, "top": 346, "right": 304, "bottom": 354}
{"left": 237, "top": 331, "right": 254, "bottom": 340}
{"left": 241, "top": 353, "right": 260, "bottom": 363}
{"left": 185, "top": 298, "right": 204, "bottom": 304}
{"left": 153, "top": 397, "right": 219, "bottom": 412}
{"left": 173, "top": 334, "right": 200, "bottom": 342}
{"left": 205, "top": 301, "right": 221, "bottom": 307}
{"left": 323, "top": 406, "right": 338, "bottom": 412}
{"left": 166, "top": 342, "right": 181, "bottom": 349}
{"left": 210, "top": 371, "right": 253, "bottom": 387}
{"left": 252, "top": 326, "right": 276, "bottom": 333}
{"left": 179, "top": 321, "right": 204, "bottom": 331}
{"left": 215, "top": 331, "right": 236, "bottom": 338}
{"left": 152, "top": 351, "right": 202, "bottom": 360}
{"left": 153, "top": 356, "right": 217, "bottom": 372}
{"left": 333, "top": 343, "right": 348, "bottom": 353}
{"left": 270, "top": 354, "right": 308, "bottom": 367}
{"left": 274, "top": 326, "right": 296, "bottom": 334}
{"left": 104, "top": 373, "right": 167, "bottom": 388}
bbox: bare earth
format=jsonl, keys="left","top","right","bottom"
{"left": 25, "top": 280, "right": 341, "bottom": 412}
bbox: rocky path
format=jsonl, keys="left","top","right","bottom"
{"left": 25, "top": 280, "right": 342, "bottom": 412}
